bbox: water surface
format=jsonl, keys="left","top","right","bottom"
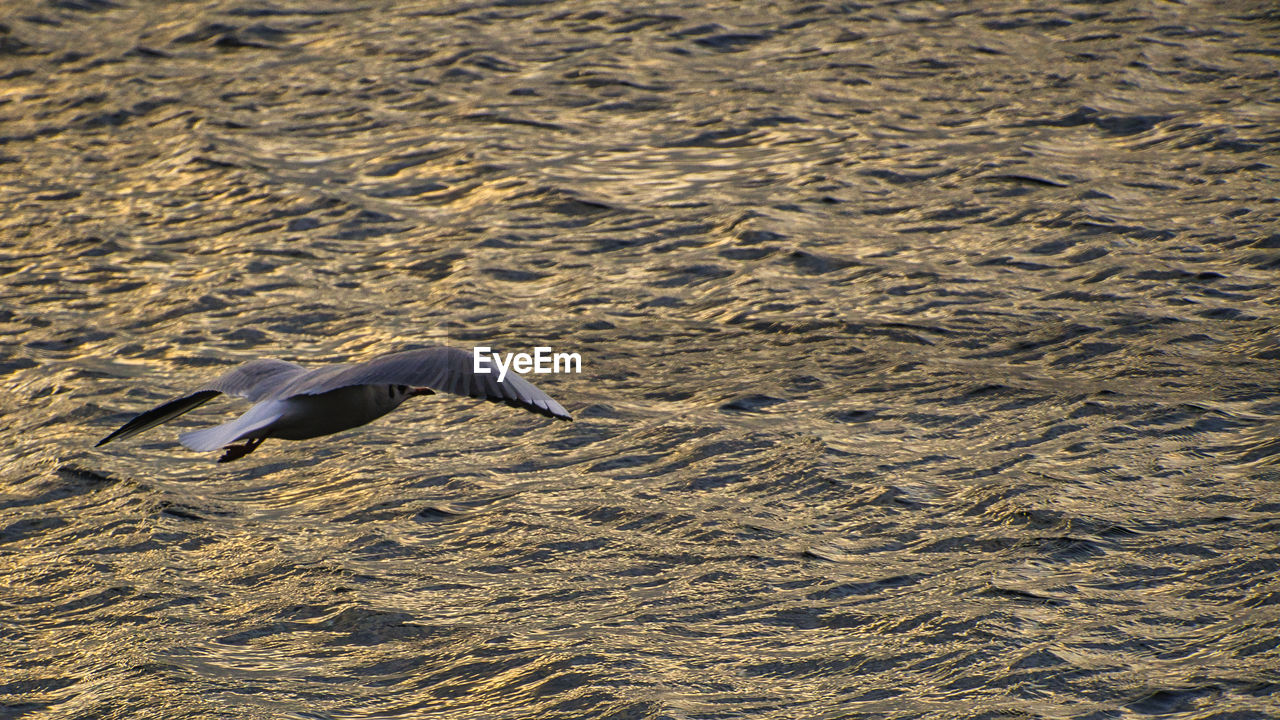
{"left": 2, "top": 1, "right": 1278, "bottom": 718}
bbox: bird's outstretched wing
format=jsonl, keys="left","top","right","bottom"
{"left": 276, "top": 346, "right": 572, "bottom": 420}
{"left": 96, "top": 359, "right": 307, "bottom": 447}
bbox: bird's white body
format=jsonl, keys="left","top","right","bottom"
{"left": 179, "top": 385, "right": 414, "bottom": 451}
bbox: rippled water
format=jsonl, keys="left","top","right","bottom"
{"left": 3, "top": 0, "right": 1279, "bottom": 718}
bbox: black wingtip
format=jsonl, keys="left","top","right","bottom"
{"left": 96, "top": 427, "right": 127, "bottom": 447}
{"left": 93, "top": 390, "right": 221, "bottom": 450}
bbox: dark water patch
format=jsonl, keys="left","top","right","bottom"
{"left": 828, "top": 408, "right": 877, "bottom": 423}
{"left": 586, "top": 453, "right": 661, "bottom": 473}
{"left": 461, "top": 112, "right": 567, "bottom": 133}
{"left": 50, "top": 0, "right": 120, "bottom": 13}
{"left": 0, "top": 465, "right": 130, "bottom": 510}
{"left": 1126, "top": 685, "right": 1225, "bottom": 715}
{"left": 368, "top": 180, "right": 451, "bottom": 199}
{"left": 695, "top": 33, "right": 771, "bottom": 52}
{"left": 1028, "top": 535, "right": 1108, "bottom": 561}
{"left": 858, "top": 167, "right": 951, "bottom": 186}
{"left": 785, "top": 248, "right": 859, "bottom": 275}
{"left": 979, "top": 585, "right": 1068, "bottom": 606}
{"left": 667, "top": 126, "right": 763, "bottom": 148}
{"left": 413, "top": 502, "right": 482, "bottom": 522}
{"left": 313, "top": 608, "right": 444, "bottom": 646}
{"left": 482, "top": 267, "right": 550, "bottom": 283}
{"left": 405, "top": 251, "right": 466, "bottom": 281}
{"left": 509, "top": 187, "right": 615, "bottom": 218}
{"left": 25, "top": 330, "right": 113, "bottom": 353}
{"left": 807, "top": 574, "right": 922, "bottom": 601}
{"left": 720, "top": 394, "right": 787, "bottom": 413}
{"left": 981, "top": 173, "right": 1073, "bottom": 188}
{"left": 0, "top": 516, "right": 69, "bottom": 545}
{"left": 718, "top": 245, "right": 778, "bottom": 262}
{"left": 155, "top": 502, "right": 205, "bottom": 522}
{"left": 1010, "top": 648, "right": 1067, "bottom": 669}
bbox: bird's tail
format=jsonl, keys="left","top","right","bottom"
{"left": 180, "top": 402, "right": 282, "bottom": 452}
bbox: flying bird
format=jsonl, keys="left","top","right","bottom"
{"left": 96, "top": 346, "right": 571, "bottom": 462}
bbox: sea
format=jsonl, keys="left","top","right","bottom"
{"left": 1, "top": 1, "right": 1278, "bottom": 718}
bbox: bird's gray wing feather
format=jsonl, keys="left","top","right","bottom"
{"left": 206, "top": 358, "right": 308, "bottom": 401}
{"left": 96, "top": 359, "right": 308, "bottom": 446}
{"left": 276, "top": 347, "right": 571, "bottom": 420}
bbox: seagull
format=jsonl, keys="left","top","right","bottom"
{"left": 96, "top": 346, "right": 571, "bottom": 462}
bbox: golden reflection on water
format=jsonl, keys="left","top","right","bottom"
{"left": 2, "top": 0, "right": 1278, "bottom": 717}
